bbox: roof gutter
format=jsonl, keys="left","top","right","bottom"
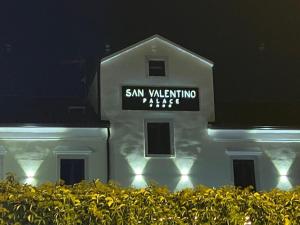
{"left": 0, "top": 121, "right": 111, "bottom": 128}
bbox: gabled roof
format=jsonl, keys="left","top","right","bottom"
{"left": 101, "top": 34, "right": 214, "bottom": 67}
{"left": 0, "top": 96, "right": 110, "bottom": 128}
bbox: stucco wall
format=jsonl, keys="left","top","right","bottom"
{"left": 0, "top": 128, "right": 107, "bottom": 185}
{"left": 98, "top": 37, "right": 222, "bottom": 190}
{"left": 208, "top": 131, "right": 300, "bottom": 190}
{"left": 90, "top": 36, "right": 300, "bottom": 191}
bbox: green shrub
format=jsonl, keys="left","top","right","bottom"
{"left": 0, "top": 175, "right": 299, "bottom": 224}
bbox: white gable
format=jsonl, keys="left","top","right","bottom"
{"left": 101, "top": 34, "right": 214, "bottom": 67}
{"left": 97, "top": 34, "right": 215, "bottom": 125}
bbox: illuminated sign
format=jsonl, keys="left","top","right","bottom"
{"left": 122, "top": 86, "right": 199, "bottom": 111}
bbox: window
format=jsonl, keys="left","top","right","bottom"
{"left": 233, "top": 159, "right": 256, "bottom": 190}
{"left": 148, "top": 60, "right": 166, "bottom": 76}
{"left": 60, "top": 158, "right": 85, "bottom": 185}
{"left": 226, "top": 149, "right": 261, "bottom": 190}
{"left": 145, "top": 121, "right": 173, "bottom": 156}
{"left": 55, "top": 147, "right": 92, "bottom": 185}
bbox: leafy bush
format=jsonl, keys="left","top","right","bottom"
{"left": 0, "top": 175, "right": 299, "bottom": 224}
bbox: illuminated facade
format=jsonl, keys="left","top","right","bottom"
{"left": 1, "top": 35, "right": 299, "bottom": 190}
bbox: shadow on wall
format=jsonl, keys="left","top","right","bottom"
{"left": 288, "top": 154, "right": 300, "bottom": 187}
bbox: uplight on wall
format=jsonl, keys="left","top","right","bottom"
{"left": 25, "top": 170, "right": 36, "bottom": 179}
{"left": 265, "top": 149, "right": 295, "bottom": 190}
{"left": 173, "top": 158, "right": 195, "bottom": 177}
{"left": 126, "top": 153, "right": 149, "bottom": 176}
{"left": 135, "top": 174, "right": 143, "bottom": 180}
{"left": 180, "top": 174, "right": 189, "bottom": 182}
{"left": 175, "top": 173, "right": 193, "bottom": 191}
{"left": 131, "top": 174, "right": 147, "bottom": 188}
{"left": 24, "top": 176, "right": 37, "bottom": 186}
{"left": 23, "top": 170, "right": 38, "bottom": 186}
{"left": 17, "top": 159, "right": 44, "bottom": 186}
{"left": 277, "top": 175, "right": 292, "bottom": 190}
{"left": 173, "top": 158, "right": 195, "bottom": 191}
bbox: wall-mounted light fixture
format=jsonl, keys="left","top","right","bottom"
{"left": 175, "top": 173, "right": 194, "bottom": 191}
{"left": 277, "top": 175, "right": 292, "bottom": 190}
{"left": 132, "top": 173, "right": 147, "bottom": 188}
{"left": 180, "top": 174, "right": 189, "bottom": 182}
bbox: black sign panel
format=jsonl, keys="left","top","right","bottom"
{"left": 122, "top": 86, "right": 199, "bottom": 111}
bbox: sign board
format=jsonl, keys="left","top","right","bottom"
{"left": 122, "top": 86, "right": 199, "bottom": 111}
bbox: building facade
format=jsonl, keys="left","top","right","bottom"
{"left": 0, "top": 35, "right": 299, "bottom": 191}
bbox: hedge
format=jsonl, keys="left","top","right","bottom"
{"left": 0, "top": 175, "right": 299, "bottom": 224}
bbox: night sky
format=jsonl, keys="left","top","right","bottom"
{"left": 1, "top": 1, "right": 300, "bottom": 124}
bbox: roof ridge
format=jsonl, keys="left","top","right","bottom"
{"left": 101, "top": 34, "right": 213, "bottom": 66}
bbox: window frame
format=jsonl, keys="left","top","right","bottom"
{"left": 226, "top": 149, "right": 262, "bottom": 190}
{"left": 145, "top": 56, "right": 168, "bottom": 78}
{"left": 232, "top": 159, "right": 256, "bottom": 190}
{"left": 144, "top": 119, "right": 175, "bottom": 158}
{"left": 56, "top": 154, "right": 89, "bottom": 184}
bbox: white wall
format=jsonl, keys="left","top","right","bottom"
{"left": 208, "top": 129, "right": 300, "bottom": 190}
{"left": 90, "top": 36, "right": 300, "bottom": 191}
{"left": 0, "top": 128, "right": 108, "bottom": 185}
{"left": 98, "top": 37, "right": 222, "bottom": 190}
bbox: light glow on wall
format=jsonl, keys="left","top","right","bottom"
{"left": 248, "top": 129, "right": 300, "bottom": 134}
{"left": 175, "top": 175, "right": 194, "bottom": 191}
{"left": 126, "top": 154, "right": 149, "bottom": 175}
{"left": 131, "top": 174, "right": 147, "bottom": 188}
{"left": 265, "top": 149, "right": 295, "bottom": 190}
{"left": 0, "top": 138, "right": 61, "bottom": 141}
{"left": 173, "top": 158, "right": 195, "bottom": 191}
{"left": 272, "top": 158, "right": 294, "bottom": 177}
{"left": 180, "top": 174, "right": 189, "bottom": 182}
{"left": 277, "top": 175, "right": 292, "bottom": 190}
{"left": 207, "top": 128, "right": 300, "bottom": 142}
{"left": 255, "top": 139, "right": 300, "bottom": 143}
{"left": 0, "top": 127, "right": 68, "bottom": 133}
{"left": 24, "top": 177, "right": 37, "bottom": 186}
{"left": 18, "top": 159, "right": 43, "bottom": 177}
{"left": 173, "top": 158, "right": 195, "bottom": 176}
{"left": 18, "top": 159, "right": 43, "bottom": 186}
{"left": 208, "top": 128, "right": 300, "bottom": 135}
{"left": 0, "top": 127, "right": 105, "bottom": 141}
{"left": 125, "top": 153, "right": 150, "bottom": 188}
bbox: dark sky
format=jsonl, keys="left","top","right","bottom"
{"left": 1, "top": 1, "right": 300, "bottom": 104}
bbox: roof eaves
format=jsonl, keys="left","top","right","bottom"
{"left": 208, "top": 123, "right": 300, "bottom": 130}
{"left": 101, "top": 34, "right": 214, "bottom": 67}
{"left": 0, "top": 120, "right": 111, "bottom": 128}
{"left": 101, "top": 35, "right": 158, "bottom": 64}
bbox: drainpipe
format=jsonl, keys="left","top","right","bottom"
{"left": 97, "top": 58, "right": 110, "bottom": 183}
{"left": 106, "top": 127, "right": 111, "bottom": 183}
{"left": 96, "top": 58, "right": 101, "bottom": 118}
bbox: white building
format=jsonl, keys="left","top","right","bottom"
{"left": 0, "top": 35, "right": 299, "bottom": 191}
